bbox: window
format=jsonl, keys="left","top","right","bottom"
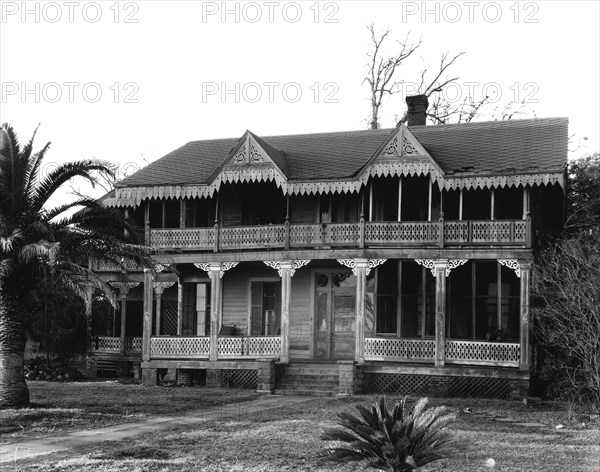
{"left": 447, "top": 261, "right": 520, "bottom": 341}
{"left": 182, "top": 283, "right": 211, "bottom": 335}
{"left": 376, "top": 261, "right": 398, "bottom": 334}
{"left": 400, "top": 261, "right": 435, "bottom": 338}
{"left": 250, "top": 281, "right": 281, "bottom": 335}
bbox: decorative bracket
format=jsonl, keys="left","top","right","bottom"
{"left": 336, "top": 259, "right": 387, "bottom": 276}
{"left": 264, "top": 260, "right": 310, "bottom": 277}
{"left": 498, "top": 259, "right": 521, "bottom": 277}
{"left": 194, "top": 262, "right": 238, "bottom": 278}
{"left": 108, "top": 281, "right": 140, "bottom": 296}
{"left": 153, "top": 281, "right": 176, "bottom": 295}
{"left": 415, "top": 259, "right": 467, "bottom": 277}
{"left": 155, "top": 263, "right": 166, "bottom": 273}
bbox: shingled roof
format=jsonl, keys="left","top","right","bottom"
{"left": 116, "top": 118, "right": 567, "bottom": 189}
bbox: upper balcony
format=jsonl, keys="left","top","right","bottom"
{"left": 148, "top": 218, "right": 530, "bottom": 252}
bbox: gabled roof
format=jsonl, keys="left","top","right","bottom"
{"left": 111, "top": 118, "right": 568, "bottom": 207}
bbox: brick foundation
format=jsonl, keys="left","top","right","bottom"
{"left": 256, "top": 360, "right": 276, "bottom": 394}
{"left": 206, "top": 369, "right": 222, "bottom": 388}
{"left": 142, "top": 368, "right": 158, "bottom": 386}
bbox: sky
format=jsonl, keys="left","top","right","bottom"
{"left": 1, "top": 0, "right": 599, "bottom": 199}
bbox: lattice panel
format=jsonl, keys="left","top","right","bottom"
{"left": 471, "top": 221, "right": 515, "bottom": 243}
{"left": 324, "top": 223, "right": 361, "bottom": 245}
{"left": 445, "top": 341, "right": 520, "bottom": 367}
{"left": 161, "top": 301, "right": 178, "bottom": 335}
{"left": 222, "top": 370, "right": 258, "bottom": 389}
{"left": 365, "top": 222, "right": 439, "bottom": 244}
{"left": 367, "top": 374, "right": 431, "bottom": 395}
{"left": 218, "top": 337, "right": 245, "bottom": 357}
{"left": 220, "top": 225, "right": 286, "bottom": 249}
{"left": 513, "top": 221, "right": 527, "bottom": 242}
{"left": 150, "top": 228, "right": 214, "bottom": 249}
{"left": 125, "top": 337, "right": 142, "bottom": 352}
{"left": 289, "top": 224, "right": 323, "bottom": 247}
{"left": 364, "top": 338, "right": 435, "bottom": 361}
{"left": 448, "top": 377, "right": 510, "bottom": 399}
{"left": 150, "top": 336, "right": 210, "bottom": 358}
{"left": 93, "top": 336, "right": 121, "bottom": 351}
{"left": 248, "top": 336, "right": 281, "bottom": 357}
{"left": 443, "top": 221, "right": 469, "bottom": 243}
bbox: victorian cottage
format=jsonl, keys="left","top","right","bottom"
{"left": 88, "top": 96, "right": 567, "bottom": 398}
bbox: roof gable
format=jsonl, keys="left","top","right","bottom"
{"left": 110, "top": 118, "right": 568, "bottom": 207}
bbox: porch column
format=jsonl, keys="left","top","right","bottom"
{"left": 354, "top": 258, "right": 369, "bottom": 364}
{"left": 85, "top": 286, "right": 93, "bottom": 353}
{"left": 519, "top": 262, "right": 532, "bottom": 371}
{"left": 194, "top": 262, "right": 238, "bottom": 361}
{"left": 118, "top": 285, "right": 129, "bottom": 356}
{"left": 177, "top": 279, "right": 183, "bottom": 335}
{"left": 142, "top": 269, "right": 154, "bottom": 362}
{"left": 433, "top": 260, "right": 448, "bottom": 367}
{"left": 207, "top": 265, "right": 222, "bottom": 361}
{"left": 279, "top": 261, "right": 293, "bottom": 364}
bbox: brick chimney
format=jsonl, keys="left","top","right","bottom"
{"left": 406, "top": 94, "right": 429, "bottom": 126}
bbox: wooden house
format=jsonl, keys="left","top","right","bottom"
{"left": 88, "top": 95, "right": 567, "bottom": 398}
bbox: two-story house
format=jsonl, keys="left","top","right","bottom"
{"left": 88, "top": 95, "right": 567, "bottom": 399}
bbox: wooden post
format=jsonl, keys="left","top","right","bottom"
{"left": 214, "top": 193, "right": 220, "bottom": 253}
{"left": 279, "top": 261, "right": 293, "bottom": 364}
{"left": 144, "top": 202, "right": 150, "bottom": 246}
{"left": 459, "top": 188, "right": 463, "bottom": 221}
{"left": 285, "top": 194, "right": 290, "bottom": 251}
{"left": 519, "top": 262, "right": 532, "bottom": 370}
{"left": 154, "top": 284, "right": 164, "bottom": 336}
{"left": 359, "top": 213, "right": 365, "bottom": 249}
{"left": 208, "top": 263, "right": 223, "bottom": 361}
{"left": 180, "top": 199, "right": 186, "bottom": 228}
{"left": 142, "top": 269, "right": 154, "bottom": 362}
{"left": 354, "top": 259, "right": 369, "bottom": 364}
{"left": 177, "top": 280, "right": 183, "bottom": 335}
{"left": 438, "top": 212, "right": 445, "bottom": 248}
{"left": 85, "top": 286, "right": 93, "bottom": 354}
{"left": 525, "top": 212, "right": 532, "bottom": 248}
{"left": 397, "top": 176, "right": 402, "bottom": 221}
{"left": 433, "top": 260, "right": 448, "bottom": 367}
{"left": 119, "top": 286, "right": 128, "bottom": 356}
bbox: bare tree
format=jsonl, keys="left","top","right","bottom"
{"left": 364, "top": 23, "right": 421, "bottom": 129}
{"left": 533, "top": 230, "right": 600, "bottom": 411}
{"left": 364, "top": 24, "right": 529, "bottom": 127}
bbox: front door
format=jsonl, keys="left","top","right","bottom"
{"left": 314, "top": 272, "right": 356, "bottom": 360}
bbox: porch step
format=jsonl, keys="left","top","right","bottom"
{"left": 274, "top": 388, "right": 336, "bottom": 397}
{"left": 276, "top": 362, "right": 340, "bottom": 396}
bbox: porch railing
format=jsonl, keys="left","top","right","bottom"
{"left": 91, "top": 336, "right": 142, "bottom": 353}
{"left": 445, "top": 340, "right": 520, "bottom": 367}
{"left": 148, "top": 219, "right": 530, "bottom": 252}
{"left": 218, "top": 336, "right": 281, "bottom": 359}
{"left": 364, "top": 338, "right": 436, "bottom": 362}
{"left": 147, "top": 336, "right": 281, "bottom": 359}
{"left": 150, "top": 336, "right": 210, "bottom": 359}
{"left": 364, "top": 337, "right": 520, "bottom": 367}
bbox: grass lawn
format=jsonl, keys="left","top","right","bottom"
{"left": 0, "top": 380, "right": 259, "bottom": 443}
{"left": 3, "top": 382, "right": 599, "bottom": 471}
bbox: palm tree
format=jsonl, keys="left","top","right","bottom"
{"left": 0, "top": 123, "right": 152, "bottom": 408}
{"left": 320, "top": 396, "right": 456, "bottom": 471}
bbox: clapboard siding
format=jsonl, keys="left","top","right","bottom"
{"left": 222, "top": 263, "right": 277, "bottom": 332}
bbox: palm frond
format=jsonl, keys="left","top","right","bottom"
{"left": 30, "top": 159, "right": 114, "bottom": 213}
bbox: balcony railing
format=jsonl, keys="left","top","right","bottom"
{"left": 364, "top": 337, "right": 520, "bottom": 367}
{"left": 149, "top": 219, "right": 530, "bottom": 251}
{"left": 150, "top": 336, "right": 210, "bottom": 359}
{"left": 91, "top": 336, "right": 142, "bottom": 353}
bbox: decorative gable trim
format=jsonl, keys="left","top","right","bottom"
{"left": 357, "top": 125, "right": 445, "bottom": 186}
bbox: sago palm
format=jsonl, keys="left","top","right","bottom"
{"left": 320, "top": 396, "right": 456, "bottom": 471}
{"left": 0, "top": 123, "right": 152, "bottom": 408}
